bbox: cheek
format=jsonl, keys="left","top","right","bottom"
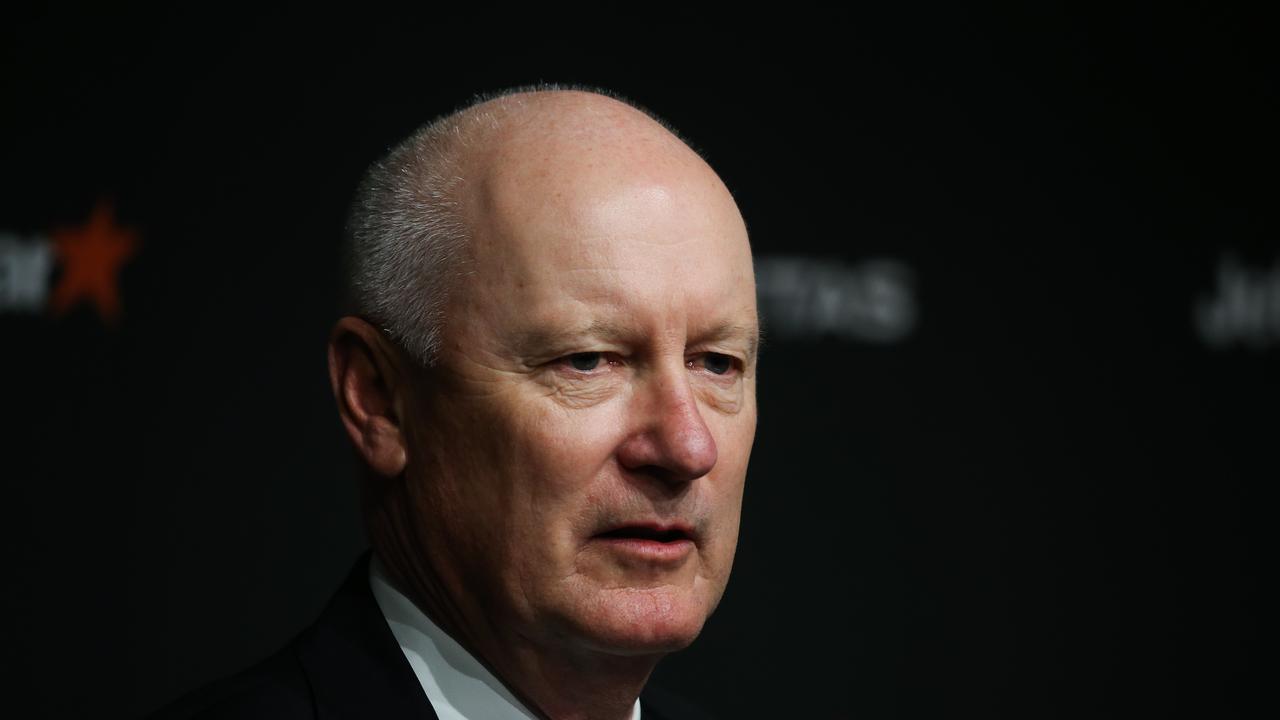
{"left": 707, "top": 397, "right": 757, "bottom": 485}
{"left": 509, "top": 396, "right": 628, "bottom": 492}
{"left": 493, "top": 396, "right": 633, "bottom": 566}
{"left": 490, "top": 397, "right": 642, "bottom": 617}
{"left": 701, "top": 404, "right": 756, "bottom": 560}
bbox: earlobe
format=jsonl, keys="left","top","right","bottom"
{"left": 328, "top": 316, "right": 410, "bottom": 479}
{"left": 359, "top": 414, "right": 408, "bottom": 478}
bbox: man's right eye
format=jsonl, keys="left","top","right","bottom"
{"left": 567, "top": 352, "right": 603, "bottom": 372}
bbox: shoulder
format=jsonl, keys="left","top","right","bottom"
{"left": 146, "top": 643, "right": 314, "bottom": 720}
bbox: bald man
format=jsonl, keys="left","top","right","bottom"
{"left": 154, "top": 85, "right": 758, "bottom": 720}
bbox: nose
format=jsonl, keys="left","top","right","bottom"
{"left": 616, "top": 368, "right": 718, "bottom": 485}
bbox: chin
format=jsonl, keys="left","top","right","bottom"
{"left": 562, "top": 584, "right": 717, "bottom": 657}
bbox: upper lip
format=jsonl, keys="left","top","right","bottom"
{"left": 595, "top": 521, "right": 698, "bottom": 544}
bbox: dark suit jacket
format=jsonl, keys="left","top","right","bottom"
{"left": 151, "top": 551, "right": 711, "bottom": 719}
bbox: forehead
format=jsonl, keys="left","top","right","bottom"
{"left": 453, "top": 123, "right": 756, "bottom": 348}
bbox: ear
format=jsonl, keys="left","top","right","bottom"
{"left": 327, "top": 316, "right": 412, "bottom": 478}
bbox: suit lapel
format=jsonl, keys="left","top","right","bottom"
{"left": 294, "top": 551, "right": 440, "bottom": 720}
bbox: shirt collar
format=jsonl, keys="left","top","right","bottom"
{"left": 368, "top": 553, "right": 641, "bottom": 720}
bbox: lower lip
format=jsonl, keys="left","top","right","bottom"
{"left": 593, "top": 537, "right": 695, "bottom": 563}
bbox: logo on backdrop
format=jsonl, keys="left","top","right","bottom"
{"left": 0, "top": 201, "right": 138, "bottom": 324}
{"left": 755, "top": 256, "right": 917, "bottom": 343}
{"left": 1194, "top": 253, "right": 1280, "bottom": 350}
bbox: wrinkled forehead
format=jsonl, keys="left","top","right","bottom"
{"left": 435, "top": 95, "right": 756, "bottom": 355}
{"left": 458, "top": 104, "right": 751, "bottom": 273}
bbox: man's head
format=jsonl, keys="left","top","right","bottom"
{"left": 329, "top": 86, "right": 757, "bottom": 673}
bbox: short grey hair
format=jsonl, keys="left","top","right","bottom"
{"left": 340, "top": 83, "right": 699, "bottom": 368}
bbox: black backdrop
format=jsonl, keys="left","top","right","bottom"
{"left": 2, "top": 6, "right": 1274, "bottom": 718}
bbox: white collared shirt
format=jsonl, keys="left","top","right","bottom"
{"left": 368, "top": 554, "right": 642, "bottom": 720}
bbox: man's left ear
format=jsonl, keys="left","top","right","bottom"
{"left": 327, "top": 316, "right": 412, "bottom": 478}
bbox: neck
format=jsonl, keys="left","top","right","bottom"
{"left": 368, "top": 506, "right": 658, "bottom": 720}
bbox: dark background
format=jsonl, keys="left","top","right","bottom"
{"left": 2, "top": 5, "right": 1274, "bottom": 718}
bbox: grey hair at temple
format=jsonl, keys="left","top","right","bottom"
{"left": 339, "top": 82, "right": 700, "bottom": 368}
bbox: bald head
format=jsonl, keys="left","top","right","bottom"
{"left": 465, "top": 91, "right": 729, "bottom": 221}
{"left": 334, "top": 88, "right": 758, "bottom": 708}
{"left": 455, "top": 89, "right": 703, "bottom": 170}
{"left": 342, "top": 85, "right": 743, "bottom": 368}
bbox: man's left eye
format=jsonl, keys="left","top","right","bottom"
{"left": 567, "top": 352, "right": 603, "bottom": 372}
{"left": 698, "top": 353, "right": 736, "bottom": 376}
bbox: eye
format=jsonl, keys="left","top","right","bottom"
{"left": 692, "top": 352, "right": 738, "bottom": 376}
{"left": 567, "top": 352, "right": 603, "bottom": 372}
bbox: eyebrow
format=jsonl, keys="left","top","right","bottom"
{"left": 510, "top": 319, "right": 638, "bottom": 358}
{"left": 514, "top": 318, "right": 759, "bottom": 363}
{"left": 687, "top": 320, "right": 757, "bottom": 362}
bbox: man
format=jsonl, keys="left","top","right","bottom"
{"left": 156, "top": 84, "right": 759, "bottom": 719}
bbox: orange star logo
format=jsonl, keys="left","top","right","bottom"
{"left": 49, "top": 201, "right": 139, "bottom": 324}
